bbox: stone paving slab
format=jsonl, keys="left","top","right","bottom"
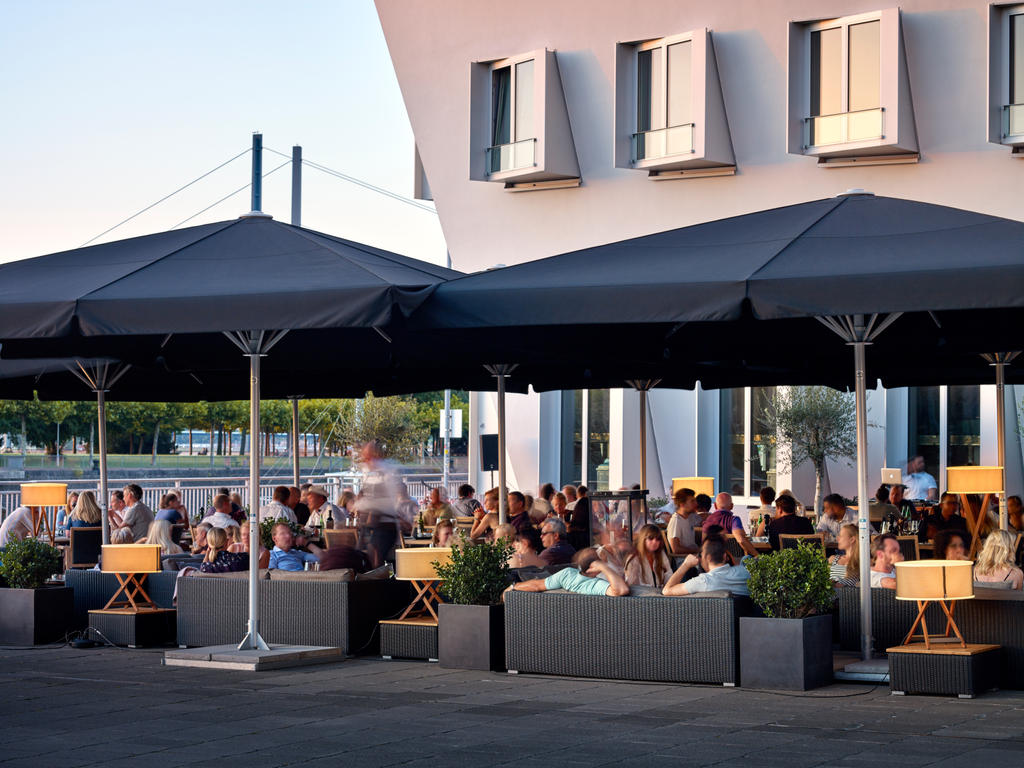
{"left": 2, "top": 646, "right": 1024, "bottom": 767}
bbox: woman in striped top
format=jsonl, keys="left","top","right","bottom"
{"left": 828, "top": 523, "right": 860, "bottom": 587}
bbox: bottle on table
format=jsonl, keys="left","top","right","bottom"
{"left": 326, "top": 510, "right": 335, "bottom": 530}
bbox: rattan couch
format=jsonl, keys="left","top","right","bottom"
{"left": 65, "top": 569, "right": 177, "bottom": 628}
{"left": 837, "top": 586, "right": 1024, "bottom": 688}
{"left": 504, "top": 588, "right": 755, "bottom": 685}
{"left": 175, "top": 572, "right": 412, "bottom": 654}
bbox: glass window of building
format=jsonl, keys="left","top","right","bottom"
{"left": 1010, "top": 9, "right": 1024, "bottom": 136}
{"left": 907, "top": 386, "right": 940, "bottom": 481}
{"left": 560, "top": 390, "right": 582, "bottom": 486}
{"left": 587, "top": 390, "right": 610, "bottom": 491}
{"left": 947, "top": 385, "right": 980, "bottom": 467}
{"left": 634, "top": 37, "right": 693, "bottom": 161}
{"left": 720, "top": 387, "right": 777, "bottom": 500}
{"left": 488, "top": 57, "right": 536, "bottom": 174}
{"left": 808, "top": 18, "right": 881, "bottom": 146}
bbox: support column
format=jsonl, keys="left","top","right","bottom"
{"left": 290, "top": 396, "right": 301, "bottom": 488}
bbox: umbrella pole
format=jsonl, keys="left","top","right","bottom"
{"left": 239, "top": 339, "right": 269, "bottom": 651}
{"left": 97, "top": 388, "right": 109, "bottom": 545}
{"left": 640, "top": 389, "right": 647, "bottom": 491}
{"left": 984, "top": 352, "right": 1020, "bottom": 530}
{"left": 853, "top": 334, "right": 873, "bottom": 662}
{"left": 291, "top": 396, "right": 301, "bottom": 488}
{"left": 497, "top": 373, "right": 507, "bottom": 526}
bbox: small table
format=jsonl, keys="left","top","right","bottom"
{"left": 887, "top": 643, "right": 1001, "bottom": 698}
{"left": 100, "top": 544, "right": 163, "bottom": 611}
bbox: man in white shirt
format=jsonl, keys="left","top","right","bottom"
{"left": 259, "top": 485, "right": 298, "bottom": 523}
{"left": 204, "top": 494, "right": 241, "bottom": 529}
{"left": 904, "top": 455, "right": 938, "bottom": 501}
{"left": 667, "top": 487, "right": 700, "bottom": 555}
{"left": 119, "top": 484, "right": 155, "bottom": 542}
{"left": 0, "top": 506, "right": 34, "bottom": 547}
{"left": 816, "top": 493, "right": 859, "bottom": 540}
{"left": 306, "top": 485, "right": 342, "bottom": 528}
{"left": 869, "top": 533, "right": 903, "bottom": 588}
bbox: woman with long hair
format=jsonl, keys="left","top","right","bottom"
{"left": 974, "top": 529, "right": 1023, "bottom": 589}
{"left": 933, "top": 529, "right": 970, "bottom": 561}
{"left": 828, "top": 523, "right": 860, "bottom": 586}
{"left": 431, "top": 519, "right": 456, "bottom": 547}
{"left": 623, "top": 524, "right": 673, "bottom": 588}
{"left": 68, "top": 491, "right": 103, "bottom": 527}
{"left": 139, "top": 519, "right": 184, "bottom": 555}
{"left": 199, "top": 527, "right": 248, "bottom": 573}
{"left": 227, "top": 520, "right": 270, "bottom": 569}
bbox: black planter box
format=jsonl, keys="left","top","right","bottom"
{"left": 0, "top": 586, "right": 74, "bottom": 645}
{"left": 438, "top": 603, "right": 505, "bottom": 671}
{"left": 739, "top": 614, "right": 833, "bottom": 690}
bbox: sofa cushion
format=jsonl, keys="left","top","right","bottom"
{"left": 355, "top": 565, "right": 391, "bottom": 581}
{"left": 194, "top": 569, "right": 270, "bottom": 580}
{"left": 269, "top": 568, "right": 354, "bottom": 582}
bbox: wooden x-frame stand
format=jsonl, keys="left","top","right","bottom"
{"left": 30, "top": 506, "right": 55, "bottom": 546}
{"left": 397, "top": 579, "right": 444, "bottom": 622}
{"left": 103, "top": 573, "right": 157, "bottom": 611}
{"left": 901, "top": 598, "right": 966, "bottom": 649}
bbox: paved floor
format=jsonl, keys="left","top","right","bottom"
{"left": 1, "top": 646, "right": 1023, "bottom": 768}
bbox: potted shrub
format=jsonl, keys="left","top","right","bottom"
{"left": 433, "top": 536, "right": 512, "bottom": 671}
{"left": 740, "top": 542, "right": 835, "bottom": 690}
{"left": 0, "top": 538, "right": 73, "bottom": 645}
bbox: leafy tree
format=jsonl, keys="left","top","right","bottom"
{"left": 763, "top": 386, "right": 857, "bottom": 515}
{"left": 340, "top": 393, "right": 426, "bottom": 463}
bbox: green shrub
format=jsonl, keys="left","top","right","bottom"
{"left": 432, "top": 535, "right": 512, "bottom": 606}
{"left": 259, "top": 518, "right": 303, "bottom": 549}
{"left": 746, "top": 542, "right": 834, "bottom": 619}
{"left": 0, "top": 538, "right": 63, "bottom": 589}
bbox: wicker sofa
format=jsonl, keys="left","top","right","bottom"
{"left": 504, "top": 588, "right": 756, "bottom": 685}
{"left": 837, "top": 586, "right": 1024, "bottom": 688}
{"left": 65, "top": 569, "right": 177, "bottom": 629}
{"left": 175, "top": 570, "right": 412, "bottom": 654}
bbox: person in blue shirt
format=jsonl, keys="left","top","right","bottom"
{"left": 268, "top": 522, "right": 323, "bottom": 571}
{"left": 506, "top": 548, "right": 630, "bottom": 597}
{"left": 662, "top": 535, "right": 750, "bottom": 596}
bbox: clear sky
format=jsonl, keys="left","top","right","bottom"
{"left": 0, "top": 0, "right": 447, "bottom": 266}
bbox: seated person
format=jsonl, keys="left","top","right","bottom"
{"left": 704, "top": 492, "right": 759, "bottom": 557}
{"left": 0, "top": 506, "right": 33, "bottom": 547}
{"left": 756, "top": 493, "right": 814, "bottom": 550}
{"left": 507, "top": 491, "right": 535, "bottom": 534}
{"left": 974, "top": 529, "right": 1023, "bottom": 589}
{"left": 869, "top": 533, "right": 903, "bottom": 588}
{"left": 259, "top": 485, "right": 298, "bottom": 523}
{"left": 815, "top": 494, "right": 858, "bottom": 541}
{"left": 469, "top": 488, "right": 500, "bottom": 539}
{"left": 199, "top": 528, "right": 248, "bottom": 573}
{"left": 227, "top": 521, "right": 269, "bottom": 569}
{"left": 919, "top": 492, "right": 969, "bottom": 543}
{"left": 432, "top": 519, "right": 456, "bottom": 547}
{"left": 828, "top": 523, "right": 860, "bottom": 587}
{"left": 268, "top": 522, "right": 323, "bottom": 571}
{"left": 596, "top": 537, "right": 637, "bottom": 576}
{"left": 111, "top": 527, "right": 134, "bottom": 544}
{"left": 204, "top": 494, "right": 241, "bottom": 530}
{"left": 138, "top": 520, "right": 184, "bottom": 555}
{"left": 508, "top": 529, "right": 546, "bottom": 569}
{"left": 68, "top": 491, "right": 103, "bottom": 528}
{"left": 550, "top": 491, "right": 568, "bottom": 522}
{"left": 666, "top": 487, "right": 700, "bottom": 555}
{"left": 155, "top": 492, "right": 188, "bottom": 525}
{"left": 538, "top": 518, "right": 576, "bottom": 566}
{"left": 421, "top": 487, "right": 455, "bottom": 526}
{"left": 493, "top": 523, "right": 516, "bottom": 544}
{"left": 507, "top": 547, "right": 629, "bottom": 597}
{"left": 623, "top": 524, "right": 673, "bottom": 588}
{"left": 662, "top": 536, "right": 751, "bottom": 596}
{"left": 694, "top": 493, "right": 713, "bottom": 521}
{"left": 451, "top": 483, "right": 484, "bottom": 518}
{"left": 318, "top": 543, "right": 372, "bottom": 573}
{"left": 933, "top": 528, "right": 970, "bottom": 561}
{"left": 1008, "top": 495, "right": 1024, "bottom": 536}
{"left": 191, "top": 522, "right": 212, "bottom": 556}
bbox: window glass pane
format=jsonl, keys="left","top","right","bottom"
{"left": 719, "top": 389, "right": 746, "bottom": 497}
{"left": 947, "top": 386, "right": 981, "bottom": 467}
{"left": 667, "top": 41, "right": 692, "bottom": 126}
{"left": 848, "top": 20, "right": 880, "bottom": 112}
{"left": 907, "top": 387, "right": 940, "bottom": 483}
{"left": 1012, "top": 13, "right": 1024, "bottom": 104}
{"left": 637, "top": 47, "right": 664, "bottom": 132}
{"left": 588, "top": 390, "right": 610, "bottom": 491}
{"left": 491, "top": 66, "right": 511, "bottom": 146}
{"left": 514, "top": 59, "right": 534, "bottom": 141}
{"left": 810, "top": 27, "right": 842, "bottom": 116}
{"left": 751, "top": 387, "right": 777, "bottom": 495}
{"left": 560, "top": 390, "right": 582, "bottom": 487}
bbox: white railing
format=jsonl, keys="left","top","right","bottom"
{"left": 0, "top": 473, "right": 468, "bottom": 520}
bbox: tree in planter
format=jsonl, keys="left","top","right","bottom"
{"left": 746, "top": 543, "right": 834, "bottom": 619}
{"left": 432, "top": 536, "right": 512, "bottom": 605}
{"left": 0, "top": 538, "right": 63, "bottom": 589}
{"left": 764, "top": 386, "right": 857, "bottom": 517}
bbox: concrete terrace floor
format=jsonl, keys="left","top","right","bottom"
{"left": 1, "top": 646, "right": 1024, "bottom": 768}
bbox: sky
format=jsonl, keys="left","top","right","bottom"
{"left": 0, "top": 0, "right": 447, "bottom": 266}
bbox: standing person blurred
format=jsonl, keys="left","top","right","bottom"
{"left": 356, "top": 440, "right": 402, "bottom": 568}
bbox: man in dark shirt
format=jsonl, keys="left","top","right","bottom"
{"left": 507, "top": 491, "right": 534, "bottom": 534}
{"left": 567, "top": 485, "right": 592, "bottom": 550}
{"left": 766, "top": 493, "right": 814, "bottom": 550}
{"left": 919, "top": 492, "right": 969, "bottom": 544}
{"left": 538, "top": 517, "right": 576, "bottom": 566}
{"left": 289, "top": 486, "right": 311, "bottom": 526}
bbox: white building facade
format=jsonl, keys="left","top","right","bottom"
{"left": 375, "top": 0, "right": 1024, "bottom": 508}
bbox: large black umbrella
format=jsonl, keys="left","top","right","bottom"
{"left": 0, "top": 213, "right": 461, "bottom": 652}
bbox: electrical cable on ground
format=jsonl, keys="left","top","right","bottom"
{"left": 81, "top": 147, "right": 252, "bottom": 246}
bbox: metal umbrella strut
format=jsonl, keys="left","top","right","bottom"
{"left": 484, "top": 364, "right": 517, "bottom": 525}
{"left": 627, "top": 379, "right": 661, "bottom": 493}
{"left": 982, "top": 352, "right": 1021, "bottom": 530}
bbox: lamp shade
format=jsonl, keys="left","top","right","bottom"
{"left": 895, "top": 560, "right": 974, "bottom": 601}
{"left": 672, "top": 477, "right": 714, "bottom": 497}
{"left": 20, "top": 482, "right": 68, "bottom": 507}
{"left": 394, "top": 547, "right": 452, "bottom": 580}
{"left": 946, "top": 465, "right": 1004, "bottom": 495}
{"left": 100, "top": 544, "right": 162, "bottom": 574}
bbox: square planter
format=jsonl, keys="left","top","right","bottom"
{"left": 438, "top": 603, "right": 505, "bottom": 671}
{"left": 0, "top": 586, "right": 74, "bottom": 645}
{"left": 739, "top": 614, "right": 832, "bottom": 690}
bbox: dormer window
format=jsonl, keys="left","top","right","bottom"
{"left": 989, "top": 4, "right": 1024, "bottom": 151}
{"left": 615, "top": 29, "right": 735, "bottom": 178}
{"left": 788, "top": 9, "right": 918, "bottom": 166}
{"left": 469, "top": 49, "right": 580, "bottom": 190}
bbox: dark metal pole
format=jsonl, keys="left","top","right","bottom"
{"left": 291, "top": 145, "right": 302, "bottom": 226}
{"left": 251, "top": 133, "right": 263, "bottom": 213}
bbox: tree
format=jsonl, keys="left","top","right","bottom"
{"left": 339, "top": 393, "right": 426, "bottom": 464}
{"left": 763, "top": 386, "right": 857, "bottom": 516}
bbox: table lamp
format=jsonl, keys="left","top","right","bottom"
{"left": 895, "top": 560, "right": 974, "bottom": 649}
{"left": 20, "top": 482, "right": 68, "bottom": 545}
{"left": 945, "top": 466, "right": 1003, "bottom": 495}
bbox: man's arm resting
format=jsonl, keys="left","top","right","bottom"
{"left": 505, "top": 578, "right": 547, "bottom": 594}
{"left": 734, "top": 527, "right": 759, "bottom": 558}
{"left": 663, "top": 555, "right": 699, "bottom": 596}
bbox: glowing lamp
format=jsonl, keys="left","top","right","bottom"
{"left": 945, "top": 466, "right": 1004, "bottom": 495}
{"left": 20, "top": 482, "right": 68, "bottom": 507}
{"left": 672, "top": 477, "right": 714, "bottom": 498}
